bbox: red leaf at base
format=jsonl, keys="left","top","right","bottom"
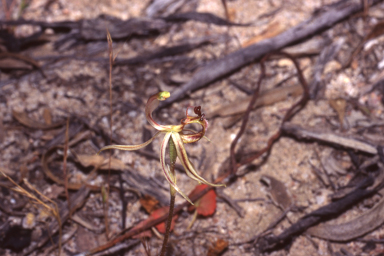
{"left": 187, "top": 184, "right": 217, "bottom": 216}
{"left": 151, "top": 206, "right": 178, "bottom": 233}
{"left": 131, "top": 206, "right": 178, "bottom": 238}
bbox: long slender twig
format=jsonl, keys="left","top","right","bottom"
{"left": 103, "top": 29, "right": 114, "bottom": 240}
{"left": 63, "top": 117, "right": 71, "bottom": 217}
{"left": 230, "top": 52, "right": 309, "bottom": 175}
{"left": 229, "top": 57, "right": 265, "bottom": 175}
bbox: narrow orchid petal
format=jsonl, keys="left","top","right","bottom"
{"left": 145, "top": 92, "right": 183, "bottom": 132}
{"left": 179, "top": 115, "right": 209, "bottom": 144}
{"left": 180, "top": 130, "right": 210, "bottom": 144}
{"left": 171, "top": 133, "right": 225, "bottom": 188}
{"left": 172, "top": 132, "right": 212, "bottom": 185}
{"left": 183, "top": 161, "right": 206, "bottom": 184}
{"left": 160, "top": 132, "right": 193, "bottom": 204}
{"left": 170, "top": 133, "right": 205, "bottom": 184}
{"left": 180, "top": 128, "right": 204, "bottom": 144}
{"left": 181, "top": 128, "right": 211, "bottom": 142}
{"left": 97, "top": 131, "right": 163, "bottom": 155}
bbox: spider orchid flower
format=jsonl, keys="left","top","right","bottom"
{"left": 98, "top": 92, "right": 224, "bottom": 204}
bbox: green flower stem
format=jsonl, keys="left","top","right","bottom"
{"left": 160, "top": 137, "right": 177, "bottom": 256}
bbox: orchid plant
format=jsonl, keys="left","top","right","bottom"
{"left": 97, "top": 91, "right": 224, "bottom": 203}
{"left": 98, "top": 91, "right": 223, "bottom": 255}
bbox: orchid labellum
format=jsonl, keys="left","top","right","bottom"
{"left": 98, "top": 91, "right": 224, "bottom": 204}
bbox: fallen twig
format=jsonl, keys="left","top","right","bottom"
{"left": 162, "top": 12, "right": 250, "bottom": 26}
{"left": 114, "top": 36, "right": 219, "bottom": 66}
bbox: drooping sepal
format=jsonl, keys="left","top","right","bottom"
{"left": 171, "top": 132, "right": 225, "bottom": 188}
{"left": 97, "top": 131, "right": 163, "bottom": 155}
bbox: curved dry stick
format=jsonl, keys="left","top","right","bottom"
{"left": 229, "top": 56, "right": 266, "bottom": 175}
{"left": 230, "top": 52, "right": 309, "bottom": 174}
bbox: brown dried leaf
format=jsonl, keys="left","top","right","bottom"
{"left": 329, "top": 98, "right": 346, "bottom": 127}
{"left": 74, "top": 154, "right": 126, "bottom": 171}
{"left": 12, "top": 110, "right": 63, "bottom": 130}
{"left": 207, "top": 238, "right": 228, "bottom": 256}
{"left": 242, "top": 21, "right": 285, "bottom": 47}
{"left": 140, "top": 194, "right": 159, "bottom": 214}
{"left": 42, "top": 108, "right": 52, "bottom": 125}
{"left": 0, "top": 58, "right": 33, "bottom": 69}
{"left": 75, "top": 154, "right": 104, "bottom": 168}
